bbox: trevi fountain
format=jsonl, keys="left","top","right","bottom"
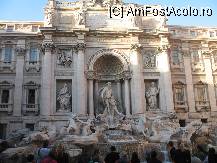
{"left": 0, "top": 0, "right": 217, "bottom": 162}
{"left": 1, "top": 81, "right": 216, "bottom": 162}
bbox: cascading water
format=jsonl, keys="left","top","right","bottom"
{"left": 161, "top": 143, "right": 171, "bottom": 163}
{"left": 162, "top": 150, "right": 171, "bottom": 163}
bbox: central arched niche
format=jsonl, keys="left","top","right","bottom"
{"left": 93, "top": 54, "right": 124, "bottom": 76}
{"left": 92, "top": 54, "right": 125, "bottom": 115}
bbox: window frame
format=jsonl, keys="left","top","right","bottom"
{"left": 194, "top": 81, "right": 210, "bottom": 111}
{"left": 173, "top": 81, "right": 186, "bottom": 106}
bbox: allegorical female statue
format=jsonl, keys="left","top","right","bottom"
{"left": 99, "top": 82, "right": 123, "bottom": 128}
{"left": 57, "top": 83, "right": 71, "bottom": 111}
{"left": 146, "top": 82, "right": 159, "bottom": 110}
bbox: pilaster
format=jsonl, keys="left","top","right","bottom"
{"left": 202, "top": 42, "right": 217, "bottom": 112}
{"left": 130, "top": 43, "right": 144, "bottom": 115}
{"left": 75, "top": 38, "right": 87, "bottom": 115}
{"left": 40, "top": 38, "right": 55, "bottom": 116}
{"left": 13, "top": 43, "right": 26, "bottom": 116}
{"left": 157, "top": 35, "right": 174, "bottom": 112}
{"left": 182, "top": 42, "right": 196, "bottom": 113}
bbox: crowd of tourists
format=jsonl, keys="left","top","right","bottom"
{"left": 6, "top": 140, "right": 217, "bottom": 163}
{"left": 26, "top": 140, "right": 69, "bottom": 163}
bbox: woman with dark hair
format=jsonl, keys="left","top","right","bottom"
{"left": 131, "top": 152, "right": 140, "bottom": 163}
{"left": 54, "top": 144, "right": 69, "bottom": 163}
{"left": 148, "top": 150, "right": 162, "bottom": 163}
{"left": 203, "top": 148, "right": 217, "bottom": 163}
{"left": 41, "top": 148, "right": 57, "bottom": 163}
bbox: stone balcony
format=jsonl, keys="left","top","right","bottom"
{"left": 0, "top": 103, "right": 13, "bottom": 115}
{"left": 0, "top": 61, "right": 16, "bottom": 71}
{"left": 195, "top": 101, "right": 210, "bottom": 112}
{"left": 22, "top": 104, "right": 39, "bottom": 116}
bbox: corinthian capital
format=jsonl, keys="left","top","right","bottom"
{"left": 41, "top": 41, "right": 56, "bottom": 52}
{"left": 15, "top": 47, "right": 26, "bottom": 55}
{"left": 76, "top": 43, "right": 86, "bottom": 51}
{"left": 123, "top": 71, "right": 132, "bottom": 80}
{"left": 131, "top": 44, "right": 142, "bottom": 51}
{"left": 157, "top": 45, "right": 170, "bottom": 53}
{"left": 86, "top": 71, "right": 95, "bottom": 80}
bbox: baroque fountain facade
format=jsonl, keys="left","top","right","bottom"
{"left": 0, "top": 0, "right": 217, "bottom": 161}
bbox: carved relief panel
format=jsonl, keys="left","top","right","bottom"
{"left": 56, "top": 49, "right": 73, "bottom": 68}
{"left": 143, "top": 51, "right": 157, "bottom": 69}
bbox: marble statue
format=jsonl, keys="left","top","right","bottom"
{"left": 132, "top": 116, "right": 148, "bottom": 136}
{"left": 57, "top": 83, "right": 71, "bottom": 111}
{"left": 99, "top": 82, "right": 123, "bottom": 128}
{"left": 45, "top": 8, "right": 53, "bottom": 26}
{"left": 77, "top": 6, "right": 86, "bottom": 26}
{"left": 76, "top": 118, "right": 94, "bottom": 136}
{"left": 92, "top": 0, "right": 122, "bottom": 6}
{"left": 67, "top": 114, "right": 80, "bottom": 135}
{"left": 146, "top": 82, "right": 159, "bottom": 110}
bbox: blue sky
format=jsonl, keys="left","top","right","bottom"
{"left": 0, "top": 0, "right": 216, "bottom": 27}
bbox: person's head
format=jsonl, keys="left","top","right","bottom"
{"left": 1, "top": 141, "right": 9, "bottom": 149}
{"left": 131, "top": 152, "right": 139, "bottom": 161}
{"left": 94, "top": 149, "right": 100, "bottom": 155}
{"left": 49, "top": 148, "right": 57, "bottom": 159}
{"left": 150, "top": 150, "right": 157, "bottom": 159}
{"left": 26, "top": 154, "right": 34, "bottom": 162}
{"left": 57, "top": 143, "right": 65, "bottom": 153}
{"left": 43, "top": 140, "right": 49, "bottom": 148}
{"left": 168, "top": 141, "right": 174, "bottom": 148}
{"left": 110, "top": 146, "right": 116, "bottom": 152}
{"left": 208, "top": 148, "right": 215, "bottom": 155}
{"left": 177, "top": 141, "right": 185, "bottom": 151}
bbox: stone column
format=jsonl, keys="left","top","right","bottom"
{"left": 203, "top": 53, "right": 217, "bottom": 112}
{"left": 87, "top": 71, "right": 94, "bottom": 116}
{"left": 94, "top": 80, "right": 99, "bottom": 114}
{"left": 116, "top": 79, "right": 122, "bottom": 106}
{"left": 130, "top": 44, "right": 144, "bottom": 115}
{"left": 124, "top": 72, "right": 131, "bottom": 115}
{"left": 76, "top": 42, "right": 87, "bottom": 115}
{"left": 157, "top": 46, "right": 174, "bottom": 112}
{"left": 88, "top": 80, "right": 94, "bottom": 116}
{"left": 13, "top": 45, "right": 26, "bottom": 116}
{"left": 41, "top": 40, "right": 55, "bottom": 116}
{"left": 183, "top": 50, "right": 196, "bottom": 113}
{"left": 157, "top": 35, "right": 174, "bottom": 112}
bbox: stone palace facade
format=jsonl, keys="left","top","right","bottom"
{"left": 0, "top": 0, "right": 217, "bottom": 139}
